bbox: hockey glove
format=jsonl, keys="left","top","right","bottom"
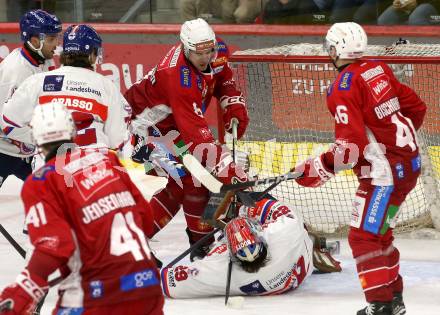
{"left": 220, "top": 95, "right": 249, "bottom": 139}
{"left": 212, "top": 152, "right": 248, "bottom": 186}
{"left": 0, "top": 270, "right": 48, "bottom": 315}
{"left": 131, "top": 134, "right": 153, "bottom": 164}
{"left": 294, "top": 155, "right": 334, "bottom": 188}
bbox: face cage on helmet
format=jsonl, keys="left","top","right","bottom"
{"left": 236, "top": 242, "right": 264, "bottom": 262}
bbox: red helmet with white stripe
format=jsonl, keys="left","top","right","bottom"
{"left": 225, "top": 217, "right": 265, "bottom": 262}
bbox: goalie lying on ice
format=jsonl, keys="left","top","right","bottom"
{"left": 160, "top": 198, "right": 341, "bottom": 298}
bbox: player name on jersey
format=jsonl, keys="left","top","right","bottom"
{"left": 374, "top": 97, "right": 400, "bottom": 119}
{"left": 82, "top": 190, "right": 136, "bottom": 224}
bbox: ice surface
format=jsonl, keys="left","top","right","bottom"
{"left": 1, "top": 175, "right": 439, "bottom": 315}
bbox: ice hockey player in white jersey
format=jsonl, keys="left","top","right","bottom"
{"left": 0, "top": 9, "right": 61, "bottom": 187}
{"left": 161, "top": 197, "right": 340, "bottom": 298}
{"left": 1, "top": 24, "right": 130, "bottom": 154}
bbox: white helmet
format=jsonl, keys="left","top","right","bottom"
{"left": 180, "top": 18, "right": 216, "bottom": 57}
{"left": 30, "top": 102, "right": 76, "bottom": 146}
{"left": 324, "top": 22, "right": 367, "bottom": 59}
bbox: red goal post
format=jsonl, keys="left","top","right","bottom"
{"left": 227, "top": 43, "right": 440, "bottom": 235}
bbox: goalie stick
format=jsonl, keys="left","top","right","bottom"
{"left": 183, "top": 154, "right": 304, "bottom": 193}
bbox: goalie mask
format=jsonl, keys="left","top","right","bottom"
{"left": 180, "top": 18, "right": 216, "bottom": 58}
{"left": 30, "top": 102, "right": 76, "bottom": 146}
{"left": 225, "top": 217, "right": 265, "bottom": 263}
{"left": 324, "top": 22, "right": 367, "bottom": 59}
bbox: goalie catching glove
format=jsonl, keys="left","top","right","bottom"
{"left": 0, "top": 270, "right": 48, "bottom": 315}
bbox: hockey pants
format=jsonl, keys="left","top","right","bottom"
{"left": 148, "top": 174, "right": 213, "bottom": 242}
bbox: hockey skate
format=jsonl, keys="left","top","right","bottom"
{"left": 392, "top": 292, "right": 406, "bottom": 315}
{"left": 186, "top": 228, "right": 213, "bottom": 262}
{"left": 357, "top": 302, "right": 392, "bottom": 315}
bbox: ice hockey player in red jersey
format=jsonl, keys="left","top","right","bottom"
{"left": 0, "top": 103, "right": 163, "bottom": 315}
{"left": 125, "top": 18, "right": 249, "bottom": 260}
{"left": 293, "top": 22, "right": 426, "bottom": 315}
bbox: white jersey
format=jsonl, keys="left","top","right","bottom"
{"left": 1, "top": 65, "right": 130, "bottom": 153}
{"left": 161, "top": 199, "right": 314, "bottom": 298}
{"left": 0, "top": 48, "right": 55, "bottom": 157}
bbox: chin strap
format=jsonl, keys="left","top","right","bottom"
{"left": 26, "top": 39, "right": 45, "bottom": 59}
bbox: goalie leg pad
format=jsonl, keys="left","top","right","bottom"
{"left": 312, "top": 248, "right": 342, "bottom": 273}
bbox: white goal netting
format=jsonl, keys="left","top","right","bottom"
{"left": 228, "top": 43, "right": 440, "bottom": 235}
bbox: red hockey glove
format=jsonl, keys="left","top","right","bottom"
{"left": 294, "top": 155, "right": 334, "bottom": 188}
{"left": 220, "top": 95, "right": 249, "bottom": 139}
{"left": 212, "top": 152, "right": 248, "bottom": 186}
{"left": 0, "top": 270, "right": 48, "bottom": 315}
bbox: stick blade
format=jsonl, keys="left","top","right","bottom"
{"left": 183, "top": 154, "right": 223, "bottom": 193}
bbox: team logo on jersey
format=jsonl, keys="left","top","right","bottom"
{"left": 240, "top": 280, "right": 267, "bottom": 294}
{"left": 367, "top": 74, "right": 391, "bottom": 102}
{"left": 180, "top": 66, "right": 191, "bottom": 88}
{"left": 338, "top": 72, "right": 353, "bottom": 90}
{"left": 43, "top": 75, "right": 64, "bottom": 92}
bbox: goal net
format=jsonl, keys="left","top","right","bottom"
{"left": 227, "top": 43, "right": 440, "bottom": 235}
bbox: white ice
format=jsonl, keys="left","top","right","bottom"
{"left": 1, "top": 175, "right": 439, "bottom": 315}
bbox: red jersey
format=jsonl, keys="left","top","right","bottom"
{"left": 326, "top": 60, "right": 426, "bottom": 187}
{"left": 124, "top": 38, "right": 242, "bottom": 157}
{"left": 21, "top": 147, "right": 162, "bottom": 308}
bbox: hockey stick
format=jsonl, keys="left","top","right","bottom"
{"left": 224, "top": 119, "right": 238, "bottom": 305}
{"left": 224, "top": 259, "right": 233, "bottom": 305}
{"left": 183, "top": 154, "right": 303, "bottom": 193}
{"left": 201, "top": 191, "right": 235, "bottom": 228}
{"left": 0, "top": 223, "right": 26, "bottom": 258}
{"left": 165, "top": 227, "right": 222, "bottom": 269}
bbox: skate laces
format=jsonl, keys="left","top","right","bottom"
{"left": 365, "top": 303, "right": 390, "bottom": 315}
